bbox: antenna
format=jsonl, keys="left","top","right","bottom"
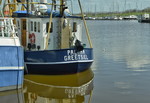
{"left": 124, "top": 0, "right": 126, "bottom": 11}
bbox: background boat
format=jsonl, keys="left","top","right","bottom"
{"left": 0, "top": 13, "right": 24, "bottom": 91}
{"left": 138, "top": 13, "right": 150, "bottom": 23}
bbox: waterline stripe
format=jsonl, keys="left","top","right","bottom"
{"left": 0, "top": 67, "right": 24, "bottom": 70}
{"left": 25, "top": 60, "right": 94, "bottom": 65}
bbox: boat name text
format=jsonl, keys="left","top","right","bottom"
{"left": 64, "top": 50, "right": 88, "bottom": 61}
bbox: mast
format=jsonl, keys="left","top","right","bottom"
{"left": 27, "top": 0, "right": 29, "bottom": 17}
{"left": 124, "top": 0, "right": 126, "bottom": 11}
{"left": 59, "top": 0, "right": 71, "bottom": 49}
{"left": 94, "top": 4, "right": 96, "bottom": 17}
{"left": 54, "top": 0, "right": 56, "bottom": 10}
{"left": 60, "top": 0, "right": 64, "bottom": 16}
{"left": 60, "top": 0, "right": 67, "bottom": 16}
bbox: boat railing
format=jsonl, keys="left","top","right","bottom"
{"left": 0, "top": 18, "right": 16, "bottom": 37}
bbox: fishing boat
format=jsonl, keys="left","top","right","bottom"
{"left": 0, "top": 0, "right": 24, "bottom": 91}
{"left": 24, "top": 69, "right": 94, "bottom": 102}
{"left": 11, "top": 0, "right": 93, "bottom": 74}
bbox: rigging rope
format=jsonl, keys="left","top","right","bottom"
{"left": 78, "top": 0, "right": 93, "bottom": 48}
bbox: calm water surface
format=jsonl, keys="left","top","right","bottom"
{"left": 1, "top": 20, "right": 150, "bottom": 103}
{"left": 88, "top": 20, "right": 150, "bottom": 103}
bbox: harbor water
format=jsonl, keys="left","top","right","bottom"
{"left": 1, "top": 20, "right": 150, "bottom": 103}
{"left": 88, "top": 20, "right": 150, "bottom": 103}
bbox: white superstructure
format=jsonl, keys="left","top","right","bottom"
{"left": 0, "top": 18, "right": 21, "bottom": 46}
{"left": 15, "top": 17, "right": 82, "bottom": 50}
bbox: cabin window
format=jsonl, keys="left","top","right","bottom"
{"left": 31, "top": 21, "right": 33, "bottom": 31}
{"left": 46, "top": 22, "right": 53, "bottom": 33}
{"left": 38, "top": 22, "right": 40, "bottom": 32}
{"left": 34, "top": 22, "right": 36, "bottom": 32}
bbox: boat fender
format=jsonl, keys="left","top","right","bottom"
{"left": 75, "top": 39, "right": 84, "bottom": 52}
{"left": 29, "top": 33, "right": 36, "bottom": 44}
{"left": 27, "top": 43, "right": 31, "bottom": 50}
{"left": 31, "top": 44, "right": 36, "bottom": 49}
{"left": 27, "top": 43, "right": 36, "bottom": 49}
{"left": 63, "top": 19, "right": 68, "bottom": 28}
{"left": 37, "top": 45, "right": 40, "bottom": 50}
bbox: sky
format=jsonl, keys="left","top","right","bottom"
{"left": 2, "top": 0, "right": 150, "bottom": 13}
{"left": 71, "top": 0, "right": 150, "bottom": 13}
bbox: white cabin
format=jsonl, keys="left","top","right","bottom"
{"left": 15, "top": 17, "right": 83, "bottom": 50}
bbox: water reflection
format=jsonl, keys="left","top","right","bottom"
{"left": 0, "top": 89, "right": 24, "bottom": 103}
{"left": 24, "top": 69, "right": 94, "bottom": 103}
{"left": 90, "top": 21, "right": 150, "bottom": 70}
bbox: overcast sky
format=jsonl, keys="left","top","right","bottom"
{"left": 72, "top": 0, "right": 150, "bottom": 13}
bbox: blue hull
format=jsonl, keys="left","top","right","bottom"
{"left": 0, "top": 46, "right": 24, "bottom": 91}
{"left": 25, "top": 48, "right": 93, "bottom": 74}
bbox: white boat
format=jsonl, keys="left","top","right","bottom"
{"left": 12, "top": 0, "right": 93, "bottom": 74}
{"left": 138, "top": 13, "right": 150, "bottom": 23}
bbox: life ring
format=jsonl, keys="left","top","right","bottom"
{"left": 29, "top": 33, "right": 35, "bottom": 44}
